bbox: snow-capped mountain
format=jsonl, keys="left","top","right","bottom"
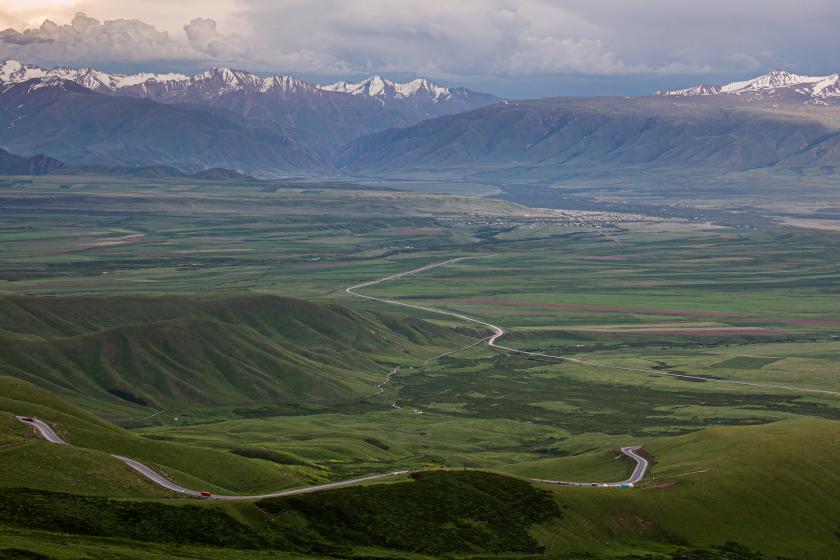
{"left": 320, "top": 75, "right": 499, "bottom": 119}
{"left": 0, "top": 60, "right": 497, "bottom": 111}
{"left": 0, "top": 59, "right": 324, "bottom": 98}
{"left": 656, "top": 69, "right": 840, "bottom": 105}
{"left": 322, "top": 75, "right": 452, "bottom": 101}
{"left": 0, "top": 59, "right": 501, "bottom": 174}
{"left": 0, "top": 59, "right": 188, "bottom": 93}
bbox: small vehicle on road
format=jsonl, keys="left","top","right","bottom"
{"left": 620, "top": 482, "right": 635, "bottom": 489}
{"left": 22, "top": 416, "right": 34, "bottom": 422}
{"left": 200, "top": 491, "right": 212, "bottom": 498}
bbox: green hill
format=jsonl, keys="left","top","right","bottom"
{"left": 0, "top": 295, "right": 466, "bottom": 417}
{"left": 2, "top": 417, "right": 839, "bottom": 559}
{"left": 0, "top": 377, "right": 317, "bottom": 496}
{"left": 536, "top": 418, "right": 840, "bottom": 559}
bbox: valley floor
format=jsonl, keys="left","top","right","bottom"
{"left": 1, "top": 177, "right": 839, "bottom": 558}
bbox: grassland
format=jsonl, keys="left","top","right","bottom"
{"left": 0, "top": 377, "right": 321, "bottom": 496}
{"left": 3, "top": 418, "right": 838, "bottom": 559}
{"left": 0, "top": 294, "right": 468, "bottom": 419}
{"left": 1, "top": 176, "right": 840, "bottom": 558}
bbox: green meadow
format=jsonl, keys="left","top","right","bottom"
{"left": 1, "top": 177, "right": 840, "bottom": 558}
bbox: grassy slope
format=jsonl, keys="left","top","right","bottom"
{"left": 2, "top": 419, "right": 839, "bottom": 559}
{"left": 536, "top": 418, "right": 840, "bottom": 559}
{"left": 0, "top": 377, "right": 311, "bottom": 495}
{"left": 0, "top": 295, "right": 467, "bottom": 416}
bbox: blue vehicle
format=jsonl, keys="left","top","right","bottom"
{"left": 620, "top": 482, "right": 634, "bottom": 489}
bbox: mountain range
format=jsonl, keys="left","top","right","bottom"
{"left": 0, "top": 60, "right": 497, "bottom": 128}
{"left": 321, "top": 75, "right": 499, "bottom": 121}
{"left": 2, "top": 61, "right": 840, "bottom": 179}
{"left": 338, "top": 96, "right": 840, "bottom": 180}
{"left": 0, "top": 60, "right": 500, "bottom": 174}
{"left": 656, "top": 69, "right": 840, "bottom": 105}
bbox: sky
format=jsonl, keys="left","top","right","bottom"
{"left": 1, "top": 0, "right": 839, "bottom": 98}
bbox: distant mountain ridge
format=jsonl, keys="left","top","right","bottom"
{"left": 0, "top": 59, "right": 500, "bottom": 174}
{"left": 338, "top": 97, "right": 840, "bottom": 180}
{"left": 0, "top": 59, "right": 498, "bottom": 120}
{"left": 321, "top": 75, "right": 500, "bottom": 120}
{"left": 0, "top": 76, "right": 328, "bottom": 175}
{"left": 657, "top": 69, "right": 840, "bottom": 105}
{"left": 4, "top": 59, "right": 840, "bottom": 180}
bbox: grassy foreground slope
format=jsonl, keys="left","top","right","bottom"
{"left": 0, "top": 377, "right": 312, "bottom": 495}
{"left": 0, "top": 295, "right": 468, "bottom": 417}
{"left": 1, "top": 418, "right": 839, "bottom": 559}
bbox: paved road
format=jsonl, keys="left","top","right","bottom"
{"left": 112, "top": 450, "right": 411, "bottom": 500}
{"left": 17, "top": 415, "right": 413, "bottom": 500}
{"left": 347, "top": 258, "right": 840, "bottom": 397}
{"left": 534, "top": 446, "right": 648, "bottom": 488}
{"left": 15, "top": 416, "right": 67, "bottom": 445}
{"left": 114, "top": 449, "right": 414, "bottom": 500}
{"left": 16, "top": 415, "right": 646, "bottom": 498}
{"left": 11, "top": 257, "right": 671, "bottom": 499}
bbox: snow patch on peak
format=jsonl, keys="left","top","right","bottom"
{"left": 25, "top": 76, "right": 78, "bottom": 93}
{"left": 397, "top": 78, "right": 451, "bottom": 101}
{"left": 656, "top": 84, "right": 721, "bottom": 96}
{"left": 721, "top": 69, "right": 827, "bottom": 93}
{"left": 656, "top": 68, "right": 840, "bottom": 105}
{"left": 320, "top": 75, "right": 454, "bottom": 101}
{"left": 812, "top": 74, "right": 840, "bottom": 98}
{"left": 0, "top": 59, "right": 46, "bottom": 83}
{"left": 1, "top": 60, "right": 190, "bottom": 92}
{"left": 114, "top": 72, "right": 188, "bottom": 87}
{"left": 366, "top": 75, "right": 388, "bottom": 97}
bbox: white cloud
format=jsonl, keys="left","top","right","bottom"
{"left": 0, "top": 12, "right": 194, "bottom": 63}
{"left": 236, "top": 0, "right": 734, "bottom": 78}
{"left": 723, "top": 52, "right": 764, "bottom": 72}
{"left": 1, "top": 1, "right": 839, "bottom": 86}
{"left": 183, "top": 17, "right": 249, "bottom": 59}
{"left": 501, "top": 37, "right": 646, "bottom": 75}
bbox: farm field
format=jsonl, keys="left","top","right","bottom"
{"left": 2, "top": 177, "right": 840, "bottom": 558}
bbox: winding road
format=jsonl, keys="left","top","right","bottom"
{"left": 18, "top": 256, "right": 838, "bottom": 499}
{"left": 346, "top": 257, "right": 840, "bottom": 397}
{"left": 16, "top": 415, "right": 412, "bottom": 500}
{"left": 13, "top": 256, "right": 699, "bottom": 500}
{"left": 16, "top": 415, "right": 643, "bottom": 496}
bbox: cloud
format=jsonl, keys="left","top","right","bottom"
{"left": 183, "top": 17, "right": 249, "bottom": 59}
{"left": 2, "top": 1, "right": 839, "bottom": 91}
{"left": 236, "top": 0, "right": 727, "bottom": 78}
{"left": 0, "top": 12, "right": 194, "bottom": 64}
{"left": 500, "top": 37, "right": 646, "bottom": 76}
{"left": 0, "top": 28, "right": 53, "bottom": 45}
{"left": 724, "top": 52, "right": 764, "bottom": 72}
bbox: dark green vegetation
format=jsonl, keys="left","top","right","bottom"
{"left": 0, "top": 294, "right": 464, "bottom": 417}
{"left": 2, "top": 419, "right": 838, "bottom": 559}
{"left": 259, "top": 471, "right": 560, "bottom": 554}
{"left": 0, "top": 488, "right": 264, "bottom": 549}
{"left": 1, "top": 178, "right": 840, "bottom": 558}
{"left": 0, "top": 471, "right": 559, "bottom": 555}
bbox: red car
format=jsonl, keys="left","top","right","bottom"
{"left": 22, "top": 416, "right": 34, "bottom": 422}
{"left": 200, "top": 491, "right": 212, "bottom": 498}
